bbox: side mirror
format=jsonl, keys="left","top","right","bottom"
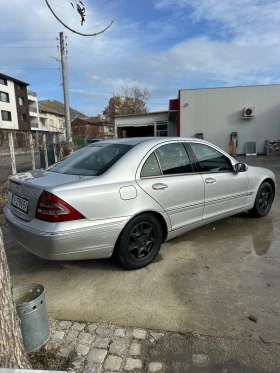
{"left": 234, "top": 163, "right": 247, "bottom": 173}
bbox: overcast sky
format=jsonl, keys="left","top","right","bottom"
{"left": 1, "top": 0, "right": 280, "bottom": 116}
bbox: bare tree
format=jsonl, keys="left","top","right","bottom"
{"left": 103, "top": 86, "right": 150, "bottom": 124}
{"left": 0, "top": 229, "right": 31, "bottom": 369}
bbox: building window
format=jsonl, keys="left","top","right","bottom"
{"left": 100, "top": 126, "right": 105, "bottom": 132}
{"left": 40, "top": 118, "right": 47, "bottom": 127}
{"left": 0, "top": 77, "right": 7, "bottom": 86}
{"left": 17, "top": 84, "right": 24, "bottom": 90}
{"left": 19, "top": 97, "right": 24, "bottom": 106}
{"left": 20, "top": 114, "right": 27, "bottom": 122}
{"left": 49, "top": 119, "right": 54, "bottom": 129}
{"left": 1, "top": 110, "right": 12, "bottom": 121}
{"left": 0, "top": 91, "right": 9, "bottom": 102}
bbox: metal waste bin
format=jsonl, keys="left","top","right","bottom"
{"left": 13, "top": 283, "right": 50, "bottom": 352}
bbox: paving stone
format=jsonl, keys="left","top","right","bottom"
{"left": 71, "top": 357, "right": 85, "bottom": 372}
{"left": 79, "top": 332, "right": 95, "bottom": 345}
{"left": 65, "top": 330, "right": 79, "bottom": 342}
{"left": 151, "top": 332, "right": 164, "bottom": 341}
{"left": 133, "top": 329, "right": 147, "bottom": 340}
{"left": 129, "top": 342, "right": 141, "bottom": 356}
{"left": 76, "top": 343, "right": 90, "bottom": 356}
{"left": 124, "top": 358, "right": 143, "bottom": 371}
{"left": 72, "top": 322, "right": 86, "bottom": 332}
{"left": 149, "top": 362, "right": 164, "bottom": 372}
{"left": 82, "top": 362, "right": 102, "bottom": 373}
{"left": 92, "top": 336, "right": 110, "bottom": 349}
{"left": 56, "top": 320, "right": 72, "bottom": 330}
{"left": 114, "top": 328, "right": 126, "bottom": 338}
{"left": 125, "top": 329, "right": 134, "bottom": 338}
{"left": 96, "top": 326, "right": 114, "bottom": 337}
{"left": 192, "top": 354, "right": 210, "bottom": 367}
{"left": 87, "top": 348, "right": 108, "bottom": 364}
{"left": 109, "top": 339, "right": 126, "bottom": 356}
{"left": 104, "top": 355, "right": 122, "bottom": 371}
{"left": 85, "top": 323, "right": 98, "bottom": 334}
{"left": 57, "top": 343, "right": 75, "bottom": 358}
{"left": 51, "top": 330, "right": 65, "bottom": 342}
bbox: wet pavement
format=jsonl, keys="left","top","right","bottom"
{"left": 1, "top": 156, "right": 280, "bottom": 371}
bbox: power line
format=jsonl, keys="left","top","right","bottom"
{"left": 0, "top": 32, "right": 59, "bottom": 33}
{"left": 0, "top": 46, "right": 57, "bottom": 48}
{"left": 0, "top": 67, "right": 59, "bottom": 69}
{"left": 0, "top": 39, "right": 56, "bottom": 41}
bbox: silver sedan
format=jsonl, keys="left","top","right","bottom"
{"left": 4, "top": 137, "right": 276, "bottom": 270}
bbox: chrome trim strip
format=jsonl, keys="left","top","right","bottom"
{"left": 205, "top": 192, "right": 248, "bottom": 206}
{"left": 140, "top": 170, "right": 240, "bottom": 180}
{"left": 170, "top": 206, "right": 248, "bottom": 232}
{"left": 167, "top": 202, "right": 204, "bottom": 215}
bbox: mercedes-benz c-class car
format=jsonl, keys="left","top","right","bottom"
{"left": 4, "top": 137, "right": 276, "bottom": 270}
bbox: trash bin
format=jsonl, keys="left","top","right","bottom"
{"left": 13, "top": 283, "right": 50, "bottom": 352}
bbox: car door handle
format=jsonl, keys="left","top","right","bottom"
{"left": 152, "top": 183, "right": 168, "bottom": 190}
{"left": 205, "top": 178, "right": 216, "bottom": 184}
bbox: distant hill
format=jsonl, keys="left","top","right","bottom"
{"left": 39, "top": 99, "right": 87, "bottom": 121}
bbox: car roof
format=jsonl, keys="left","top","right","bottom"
{"left": 97, "top": 137, "right": 206, "bottom": 146}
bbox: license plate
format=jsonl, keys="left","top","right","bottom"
{"left": 12, "top": 195, "right": 28, "bottom": 213}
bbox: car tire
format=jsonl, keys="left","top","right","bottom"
{"left": 115, "top": 213, "right": 163, "bottom": 270}
{"left": 249, "top": 182, "right": 273, "bottom": 218}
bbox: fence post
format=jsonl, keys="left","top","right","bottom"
{"left": 29, "top": 133, "right": 36, "bottom": 171}
{"left": 8, "top": 132, "right": 17, "bottom": 175}
{"left": 43, "top": 134, "right": 48, "bottom": 168}
{"left": 59, "top": 134, "right": 62, "bottom": 160}
{"left": 53, "top": 134, "right": 58, "bottom": 163}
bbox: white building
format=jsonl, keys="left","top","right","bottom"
{"left": 28, "top": 90, "right": 41, "bottom": 131}
{"left": 0, "top": 73, "right": 30, "bottom": 131}
{"left": 115, "top": 84, "right": 280, "bottom": 155}
{"left": 115, "top": 111, "right": 177, "bottom": 139}
{"left": 38, "top": 104, "right": 65, "bottom": 135}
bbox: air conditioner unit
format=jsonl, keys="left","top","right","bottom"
{"left": 243, "top": 107, "right": 255, "bottom": 118}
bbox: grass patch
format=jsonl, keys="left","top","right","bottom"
{"left": 29, "top": 347, "right": 73, "bottom": 371}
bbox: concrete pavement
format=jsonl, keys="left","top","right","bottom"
{"left": 2, "top": 156, "right": 280, "bottom": 371}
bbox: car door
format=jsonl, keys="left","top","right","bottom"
{"left": 136, "top": 142, "right": 205, "bottom": 230}
{"left": 188, "top": 142, "right": 249, "bottom": 220}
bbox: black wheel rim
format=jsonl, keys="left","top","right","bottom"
{"left": 128, "top": 222, "right": 156, "bottom": 261}
{"left": 259, "top": 187, "right": 271, "bottom": 213}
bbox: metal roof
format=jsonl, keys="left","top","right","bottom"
{"left": 114, "top": 111, "right": 169, "bottom": 118}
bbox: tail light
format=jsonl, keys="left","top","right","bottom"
{"left": 35, "top": 191, "right": 85, "bottom": 223}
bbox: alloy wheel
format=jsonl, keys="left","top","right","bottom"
{"left": 128, "top": 222, "right": 156, "bottom": 261}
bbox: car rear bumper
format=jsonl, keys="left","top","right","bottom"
{"left": 4, "top": 205, "right": 125, "bottom": 261}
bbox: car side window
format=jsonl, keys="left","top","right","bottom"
{"left": 189, "top": 143, "right": 233, "bottom": 172}
{"left": 155, "top": 143, "right": 192, "bottom": 175}
{"left": 141, "top": 152, "right": 162, "bottom": 178}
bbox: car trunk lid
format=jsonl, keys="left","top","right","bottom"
{"left": 8, "top": 170, "right": 89, "bottom": 221}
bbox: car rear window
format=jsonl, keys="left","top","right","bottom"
{"left": 50, "top": 144, "right": 132, "bottom": 176}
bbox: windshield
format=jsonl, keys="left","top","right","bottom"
{"left": 50, "top": 144, "right": 132, "bottom": 176}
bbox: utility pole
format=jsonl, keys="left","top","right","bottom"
{"left": 59, "top": 32, "right": 72, "bottom": 153}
